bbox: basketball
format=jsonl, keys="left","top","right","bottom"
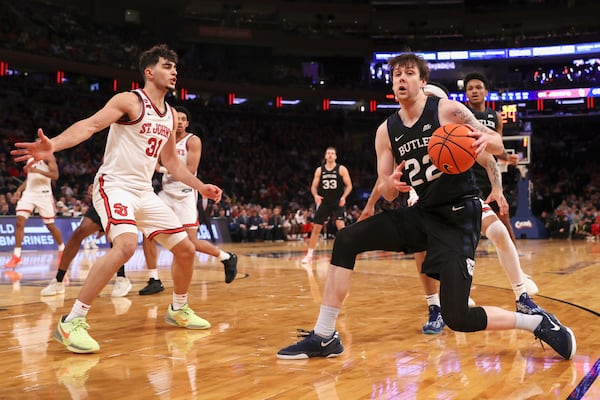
{"left": 427, "top": 124, "right": 477, "bottom": 174}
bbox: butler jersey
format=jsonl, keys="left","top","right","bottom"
{"left": 25, "top": 161, "right": 52, "bottom": 194}
{"left": 162, "top": 133, "right": 195, "bottom": 198}
{"left": 317, "top": 163, "right": 344, "bottom": 205}
{"left": 468, "top": 105, "right": 499, "bottom": 198}
{"left": 97, "top": 89, "right": 174, "bottom": 191}
{"left": 386, "top": 96, "right": 478, "bottom": 207}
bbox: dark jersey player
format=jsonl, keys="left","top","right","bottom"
{"left": 277, "top": 53, "right": 575, "bottom": 361}
{"left": 301, "top": 147, "right": 352, "bottom": 264}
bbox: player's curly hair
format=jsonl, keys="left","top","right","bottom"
{"left": 387, "top": 53, "right": 430, "bottom": 82}
{"left": 138, "top": 44, "right": 178, "bottom": 77}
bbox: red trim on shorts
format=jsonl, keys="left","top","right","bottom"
{"left": 147, "top": 226, "right": 186, "bottom": 241}
{"left": 183, "top": 222, "right": 199, "bottom": 228}
{"left": 482, "top": 204, "right": 493, "bottom": 213}
{"left": 97, "top": 175, "right": 137, "bottom": 236}
{"left": 16, "top": 208, "right": 33, "bottom": 214}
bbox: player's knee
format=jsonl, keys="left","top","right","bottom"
{"left": 173, "top": 238, "right": 195, "bottom": 259}
{"left": 112, "top": 235, "right": 138, "bottom": 259}
{"left": 113, "top": 243, "right": 137, "bottom": 261}
{"left": 485, "top": 220, "right": 511, "bottom": 251}
{"left": 441, "top": 307, "right": 486, "bottom": 332}
{"left": 330, "top": 228, "right": 357, "bottom": 270}
{"left": 442, "top": 311, "right": 470, "bottom": 331}
{"left": 332, "top": 227, "right": 352, "bottom": 252}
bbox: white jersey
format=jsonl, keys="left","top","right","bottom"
{"left": 162, "top": 133, "right": 195, "bottom": 198}
{"left": 25, "top": 160, "right": 52, "bottom": 194}
{"left": 97, "top": 89, "right": 174, "bottom": 191}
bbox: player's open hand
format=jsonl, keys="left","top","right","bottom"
{"left": 464, "top": 125, "right": 488, "bottom": 157}
{"left": 485, "top": 189, "right": 509, "bottom": 216}
{"left": 11, "top": 128, "right": 54, "bottom": 163}
{"left": 390, "top": 161, "right": 411, "bottom": 193}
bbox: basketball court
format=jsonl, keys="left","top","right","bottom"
{"left": 0, "top": 237, "right": 598, "bottom": 399}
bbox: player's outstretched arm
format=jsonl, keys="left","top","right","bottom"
{"left": 13, "top": 92, "right": 138, "bottom": 163}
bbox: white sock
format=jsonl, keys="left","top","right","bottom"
{"left": 219, "top": 250, "right": 230, "bottom": 261}
{"left": 514, "top": 312, "right": 543, "bottom": 332}
{"left": 511, "top": 281, "right": 527, "bottom": 300}
{"left": 149, "top": 269, "right": 159, "bottom": 280}
{"left": 172, "top": 292, "right": 188, "bottom": 311}
{"left": 314, "top": 305, "right": 339, "bottom": 338}
{"left": 485, "top": 220, "right": 525, "bottom": 299}
{"left": 306, "top": 248, "right": 314, "bottom": 257}
{"left": 58, "top": 243, "right": 65, "bottom": 252}
{"left": 14, "top": 247, "right": 22, "bottom": 257}
{"left": 425, "top": 293, "right": 440, "bottom": 307}
{"left": 65, "top": 299, "right": 91, "bottom": 322}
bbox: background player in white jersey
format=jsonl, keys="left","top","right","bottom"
{"left": 12, "top": 44, "right": 222, "bottom": 354}
{"left": 301, "top": 147, "right": 352, "bottom": 264}
{"left": 5, "top": 155, "right": 64, "bottom": 268}
{"left": 139, "top": 105, "right": 237, "bottom": 295}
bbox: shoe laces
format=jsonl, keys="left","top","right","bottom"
{"left": 175, "top": 304, "right": 194, "bottom": 317}
{"left": 70, "top": 318, "right": 91, "bottom": 332}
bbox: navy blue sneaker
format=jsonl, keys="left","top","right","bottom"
{"left": 222, "top": 252, "right": 238, "bottom": 284}
{"left": 516, "top": 293, "right": 560, "bottom": 325}
{"left": 422, "top": 305, "right": 445, "bottom": 334}
{"left": 516, "top": 292, "right": 544, "bottom": 315}
{"left": 277, "top": 329, "right": 344, "bottom": 359}
{"left": 533, "top": 311, "right": 576, "bottom": 360}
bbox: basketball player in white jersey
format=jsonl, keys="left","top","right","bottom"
{"left": 359, "top": 82, "right": 539, "bottom": 335}
{"left": 139, "top": 106, "right": 237, "bottom": 296}
{"left": 12, "top": 44, "right": 222, "bottom": 354}
{"left": 5, "top": 155, "right": 65, "bottom": 268}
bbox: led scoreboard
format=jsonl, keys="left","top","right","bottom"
{"left": 501, "top": 103, "right": 520, "bottom": 133}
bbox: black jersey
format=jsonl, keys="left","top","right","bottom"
{"left": 318, "top": 163, "right": 345, "bottom": 205}
{"left": 468, "top": 106, "right": 499, "bottom": 198}
{"left": 386, "top": 96, "right": 479, "bottom": 207}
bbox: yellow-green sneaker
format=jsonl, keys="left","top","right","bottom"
{"left": 165, "top": 304, "right": 211, "bottom": 330}
{"left": 53, "top": 316, "right": 100, "bottom": 353}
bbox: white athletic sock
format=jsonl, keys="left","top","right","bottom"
{"left": 58, "top": 243, "right": 65, "bottom": 252}
{"left": 219, "top": 250, "right": 230, "bottom": 261}
{"left": 306, "top": 248, "right": 314, "bottom": 257}
{"left": 172, "top": 293, "right": 188, "bottom": 311}
{"left": 425, "top": 293, "right": 440, "bottom": 307}
{"left": 514, "top": 312, "right": 543, "bottom": 332}
{"left": 485, "top": 220, "right": 525, "bottom": 299}
{"left": 65, "top": 299, "right": 91, "bottom": 322}
{"left": 149, "top": 269, "right": 159, "bottom": 280}
{"left": 14, "top": 247, "right": 22, "bottom": 257}
{"left": 314, "top": 305, "right": 339, "bottom": 338}
{"left": 511, "top": 281, "right": 527, "bottom": 300}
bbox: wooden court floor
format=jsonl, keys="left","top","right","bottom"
{"left": 0, "top": 237, "right": 599, "bottom": 399}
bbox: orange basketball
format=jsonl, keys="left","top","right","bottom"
{"left": 427, "top": 124, "right": 476, "bottom": 174}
